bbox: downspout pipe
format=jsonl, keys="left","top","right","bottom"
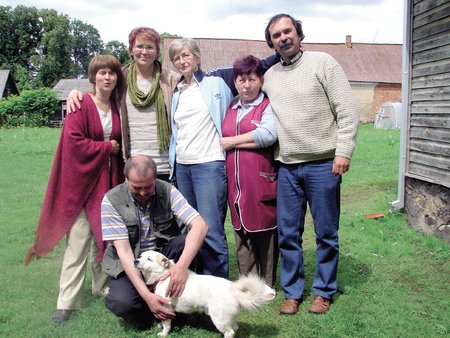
{"left": 390, "top": 0, "right": 411, "bottom": 211}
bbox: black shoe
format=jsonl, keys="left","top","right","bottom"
{"left": 52, "top": 309, "right": 73, "bottom": 324}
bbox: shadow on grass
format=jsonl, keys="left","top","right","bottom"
{"left": 171, "top": 313, "right": 279, "bottom": 337}
{"left": 114, "top": 312, "right": 219, "bottom": 336}
{"left": 295, "top": 247, "right": 371, "bottom": 302}
{"left": 116, "top": 312, "right": 280, "bottom": 337}
{"left": 336, "top": 254, "right": 372, "bottom": 298}
{"left": 236, "top": 322, "right": 279, "bottom": 337}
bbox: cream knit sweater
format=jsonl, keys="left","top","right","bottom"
{"left": 263, "top": 51, "right": 359, "bottom": 164}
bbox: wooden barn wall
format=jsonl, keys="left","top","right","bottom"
{"left": 408, "top": 0, "right": 450, "bottom": 187}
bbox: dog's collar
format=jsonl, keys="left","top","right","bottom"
{"left": 147, "top": 279, "right": 159, "bottom": 292}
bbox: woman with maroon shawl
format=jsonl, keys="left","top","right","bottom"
{"left": 24, "top": 55, "right": 126, "bottom": 324}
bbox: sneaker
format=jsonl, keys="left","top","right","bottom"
{"left": 309, "top": 296, "right": 331, "bottom": 314}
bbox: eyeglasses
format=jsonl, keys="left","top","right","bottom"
{"left": 134, "top": 45, "right": 154, "bottom": 53}
{"left": 172, "top": 52, "right": 194, "bottom": 64}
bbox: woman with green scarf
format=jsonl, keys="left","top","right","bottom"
{"left": 68, "top": 27, "right": 179, "bottom": 182}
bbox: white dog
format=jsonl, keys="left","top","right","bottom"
{"left": 134, "top": 250, "right": 270, "bottom": 338}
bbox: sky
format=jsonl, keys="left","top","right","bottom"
{"left": 2, "top": 0, "right": 404, "bottom": 45}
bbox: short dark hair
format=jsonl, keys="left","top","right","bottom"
{"left": 124, "top": 155, "right": 157, "bottom": 179}
{"left": 265, "top": 13, "right": 305, "bottom": 49}
{"left": 232, "top": 55, "right": 263, "bottom": 81}
{"left": 87, "top": 54, "right": 125, "bottom": 105}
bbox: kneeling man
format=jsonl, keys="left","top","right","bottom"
{"left": 101, "top": 155, "right": 208, "bottom": 327}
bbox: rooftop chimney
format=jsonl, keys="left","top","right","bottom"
{"left": 346, "top": 35, "right": 352, "bottom": 48}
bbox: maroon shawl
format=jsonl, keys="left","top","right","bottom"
{"left": 24, "top": 93, "right": 125, "bottom": 265}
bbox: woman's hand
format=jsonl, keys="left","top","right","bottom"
{"left": 220, "top": 137, "right": 235, "bottom": 151}
{"left": 110, "top": 140, "right": 120, "bottom": 156}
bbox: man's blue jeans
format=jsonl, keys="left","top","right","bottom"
{"left": 277, "top": 159, "right": 341, "bottom": 300}
{"left": 175, "top": 161, "right": 229, "bottom": 278}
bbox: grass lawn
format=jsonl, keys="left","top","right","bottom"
{"left": 0, "top": 124, "right": 449, "bottom": 337}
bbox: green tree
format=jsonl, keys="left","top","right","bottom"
{"left": 0, "top": 6, "right": 13, "bottom": 67}
{"left": 0, "top": 5, "right": 43, "bottom": 75}
{"left": 32, "top": 9, "right": 76, "bottom": 87}
{"left": 71, "top": 19, "right": 104, "bottom": 76}
{"left": 13, "top": 64, "right": 32, "bottom": 91}
{"left": 104, "top": 40, "right": 131, "bottom": 66}
{"left": 0, "top": 5, "right": 181, "bottom": 89}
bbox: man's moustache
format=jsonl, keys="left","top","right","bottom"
{"left": 279, "top": 39, "right": 293, "bottom": 48}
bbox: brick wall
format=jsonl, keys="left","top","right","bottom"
{"left": 372, "top": 84, "right": 402, "bottom": 119}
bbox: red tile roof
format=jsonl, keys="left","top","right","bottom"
{"left": 162, "top": 37, "right": 402, "bottom": 84}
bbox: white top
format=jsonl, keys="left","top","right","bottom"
{"left": 174, "top": 81, "right": 224, "bottom": 164}
{"left": 127, "top": 77, "right": 170, "bottom": 174}
{"left": 97, "top": 106, "right": 112, "bottom": 141}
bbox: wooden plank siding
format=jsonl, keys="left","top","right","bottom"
{"left": 408, "top": 0, "right": 450, "bottom": 188}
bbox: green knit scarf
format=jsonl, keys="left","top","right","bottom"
{"left": 127, "top": 61, "right": 170, "bottom": 153}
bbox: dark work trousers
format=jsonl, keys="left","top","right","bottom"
{"left": 104, "top": 234, "right": 187, "bottom": 328}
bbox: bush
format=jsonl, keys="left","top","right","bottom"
{"left": 0, "top": 88, "right": 59, "bottom": 127}
{"left": 0, "top": 95, "right": 23, "bottom": 127}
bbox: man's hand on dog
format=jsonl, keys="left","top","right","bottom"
{"left": 146, "top": 294, "right": 175, "bottom": 321}
{"left": 160, "top": 262, "right": 189, "bottom": 298}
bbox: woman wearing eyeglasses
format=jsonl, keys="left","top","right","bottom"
{"left": 168, "top": 38, "right": 280, "bottom": 279}
{"left": 68, "top": 27, "right": 179, "bottom": 182}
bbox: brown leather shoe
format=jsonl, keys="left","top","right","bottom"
{"left": 309, "top": 296, "right": 331, "bottom": 314}
{"left": 280, "top": 298, "right": 299, "bottom": 315}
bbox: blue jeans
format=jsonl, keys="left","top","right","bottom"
{"left": 175, "top": 161, "right": 229, "bottom": 278}
{"left": 277, "top": 159, "right": 341, "bottom": 300}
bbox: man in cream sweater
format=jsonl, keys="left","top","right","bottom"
{"left": 263, "top": 13, "right": 360, "bottom": 315}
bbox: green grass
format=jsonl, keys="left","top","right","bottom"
{"left": 0, "top": 125, "right": 449, "bottom": 337}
